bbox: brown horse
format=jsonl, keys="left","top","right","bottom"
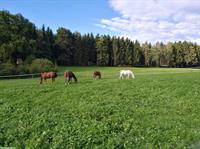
{"left": 64, "top": 71, "right": 77, "bottom": 85}
{"left": 40, "top": 71, "right": 57, "bottom": 84}
{"left": 93, "top": 71, "right": 101, "bottom": 80}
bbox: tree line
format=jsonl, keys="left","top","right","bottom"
{"left": 1, "top": 10, "right": 200, "bottom": 69}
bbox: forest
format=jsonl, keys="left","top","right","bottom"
{"left": 0, "top": 10, "right": 200, "bottom": 75}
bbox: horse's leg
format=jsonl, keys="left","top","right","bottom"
{"left": 68, "top": 77, "right": 71, "bottom": 84}
{"left": 40, "top": 77, "right": 43, "bottom": 84}
{"left": 70, "top": 78, "right": 72, "bottom": 84}
{"left": 122, "top": 74, "right": 125, "bottom": 79}
{"left": 52, "top": 77, "right": 55, "bottom": 83}
{"left": 119, "top": 74, "right": 122, "bottom": 79}
{"left": 64, "top": 77, "right": 68, "bottom": 85}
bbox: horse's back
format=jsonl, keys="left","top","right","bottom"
{"left": 65, "top": 71, "right": 73, "bottom": 77}
{"left": 94, "top": 71, "right": 101, "bottom": 75}
{"left": 41, "top": 71, "right": 57, "bottom": 78}
{"left": 65, "top": 71, "right": 76, "bottom": 78}
{"left": 120, "top": 70, "right": 129, "bottom": 74}
{"left": 120, "top": 70, "right": 125, "bottom": 74}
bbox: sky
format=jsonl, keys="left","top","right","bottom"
{"left": 0, "top": 0, "right": 200, "bottom": 43}
{"left": 0, "top": 0, "right": 119, "bottom": 35}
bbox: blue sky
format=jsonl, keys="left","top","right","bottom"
{"left": 0, "top": 0, "right": 118, "bottom": 35}
{"left": 1, "top": 0, "right": 200, "bottom": 43}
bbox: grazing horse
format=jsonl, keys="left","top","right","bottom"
{"left": 40, "top": 71, "right": 57, "bottom": 84}
{"left": 93, "top": 71, "right": 101, "bottom": 80}
{"left": 119, "top": 70, "right": 135, "bottom": 79}
{"left": 64, "top": 71, "right": 77, "bottom": 85}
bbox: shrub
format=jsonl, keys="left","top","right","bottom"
{"left": 0, "top": 59, "right": 56, "bottom": 77}
{"left": 0, "top": 63, "right": 29, "bottom": 76}
{"left": 24, "top": 55, "right": 36, "bottom": 64}
{"left": 15, "top": 64, "right": 29, "bottom": 74}
{"left": 29, "top": 58, "right": 56, "bottom": 73}
{"left": 0, "top": 62, "right": 16, "bottom": 75}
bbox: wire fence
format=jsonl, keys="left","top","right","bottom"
{"left": 0, "top": 73, "right": 40, "bottom": 79}
{"left": 0, "top": 72, "right": 70, "bottom": 79}
{"left": 0, "top": 70, "right": 200, "bottom": 80}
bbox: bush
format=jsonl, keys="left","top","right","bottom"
{"left": 0, "top": 63, "right": 16, "bottom": 75}
{"left": 0, "top": 63, "right": 30, "bottom": 76}
{"left": 29, "top": 58, "right": 56, "bottom": 73}
{"left": 24, "top": 55, "right": 36, "bottom": 64}
{"left": 0, "top": 59, "right": 56, "bottom": 77}
{"left": 15, "top": 64, "right": 29, "bottom": 74}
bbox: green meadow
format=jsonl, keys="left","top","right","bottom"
{"left": 1, "top": 67, "right": 200, "bottom": 148}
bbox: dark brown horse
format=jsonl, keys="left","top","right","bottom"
{"left": 64, "top": 71, "right": 77, "bottom": 85}
{"left": 93, "top": 71, "right": 101, "bottom": 80}
{"left": 40, "top": 71, "right": 57, "bottom": 84}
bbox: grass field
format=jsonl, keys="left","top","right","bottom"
{"left": 1, "top": 67, "right": 200, "bottom": 148}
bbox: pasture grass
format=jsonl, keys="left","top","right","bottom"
{"left": 1, "top": 67, "right": 200, "bottom": 148}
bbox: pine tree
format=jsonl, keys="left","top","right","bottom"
{"left": 133, "top": 40, "right": 142, "bottom": 66}
{"left": 54, "top": 27, "right": 73, "bottom": 65}
{"left": 112, "top": 37, "right": 120, "bottom": 66}
{"left": 96, "top": 35, "right": 109, "bottom": 66}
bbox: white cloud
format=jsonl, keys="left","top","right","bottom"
{"left": 97, "top": 0, "right": 200, "bottom": 43}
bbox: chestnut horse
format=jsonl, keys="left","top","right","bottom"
{"left": 64, "top": 71, "right": 77, "bottom": 85}
{"left": 93, "top": 71, "right": 101, "bottom": 80}
{"left": 40, "top": 71, "right": 57, "bottom": 84}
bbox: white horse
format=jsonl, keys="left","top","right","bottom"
{"left": 119, "top": 70, "right": 135, "bottom": 79}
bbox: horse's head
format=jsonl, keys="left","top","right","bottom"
{"left": 54, "top": 72, "right": 58, "bottom": 78}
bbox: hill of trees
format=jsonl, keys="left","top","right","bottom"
{"left": 1, "top": 10, "right": 200, "bottom": 75}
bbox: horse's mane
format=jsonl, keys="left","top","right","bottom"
{"left": 73, "top": 74, "right": 77, "bottom": 82}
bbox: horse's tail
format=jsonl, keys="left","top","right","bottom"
{"left": 99, "top": 73, "right": 101, "bottom": 79}
{"left": 40, "top": 74, "right": 43, "bottom": 84}
{"left": 64, "top": 72, "right": 67, "bottom": 78}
